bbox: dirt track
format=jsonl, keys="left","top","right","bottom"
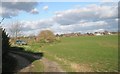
{"left": 9, "top": 53, "right": 31, "bottom": 72}
{"left": 41, "top": 58, "right": 65, "bottom": 72}
{"left": 9, "top": 52, "right": 65, "bottom": 72}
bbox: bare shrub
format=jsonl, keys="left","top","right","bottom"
{"left": 38, "top": 30, "right": 56, "bottom": 43}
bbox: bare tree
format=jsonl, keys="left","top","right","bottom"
{"left": 0, "top": 18, "right": 4, "bottom": 28}
{"left": 9, "top": 20, "right": 22, "bottom": 39}
{"left": 0, "top": 18, "right": 4, "bottom": 25}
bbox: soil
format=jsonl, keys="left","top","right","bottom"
{"left": 41, "top": 58, "right": 65, "bottom": 72}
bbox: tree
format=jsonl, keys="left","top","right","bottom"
{"left": 0, "top": 18, "right": 4, "bottom": 24}
{"left": 9, "top": 21, "right": 22, "bottom": 39}
{"left": 38, "top": 30, "right": 56, "bottom": 43}
{"left": 2, "top": 28, "right": 10, "bottom": 56}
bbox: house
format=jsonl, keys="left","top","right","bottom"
{"left": 94, "top": 32, "right": 103, "bottom": 36}
{"left": 110, "top": 32, "right": 118, "bottom": 35}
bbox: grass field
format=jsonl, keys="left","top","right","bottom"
{"left": 24, "top": 35, "right": 118, "bottom": 72}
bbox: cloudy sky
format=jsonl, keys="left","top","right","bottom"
{"left": 0, "top": 1, "right": 118, "bottom": 36}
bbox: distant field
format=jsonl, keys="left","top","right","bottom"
{"left": 23, "top": 35, "right": 118, "bottom": 72}
{"left": 40, "top": 35, "right": 118, "bottom": 72}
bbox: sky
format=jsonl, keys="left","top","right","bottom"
{"left": 0, "top": 0, "right": 119, "bottom": 36}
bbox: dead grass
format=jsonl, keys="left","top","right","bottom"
{"left": 54, "top": 55, "right": 93, "bottom": 72}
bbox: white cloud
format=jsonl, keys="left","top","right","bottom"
{"left": 115, "top": 18, "right": 118, "bottom": 22}
{"left": 57, "top": 20, "right": 109, "bottom": 33}
{"left": 4, "top": 3, "right": 118, "bottom": 36}
{"left": 79, "top": 21, "right": 108, "bottom": 27}
{"left": 1, "top": 2, "right": 39, "bottom": 18}
{"left": 30, "top": 8, "right": 39, "bottom": 14}
{"left": 43, "top": 5, "right": 48, "bottom": 10}
{"left": 20, "top": 18, "right": 55, "bottom": 31}
{"left": 2, "top": 0, "right": 37, "bottom": 2}
{"left": 5, "top": 19, "right": 55, "bottom": 36}
{"left": 93, "top": 29, "right": 105, "bottom": 32}
{"left": 100, "top": 0, "right": 119, "bottom": 2}
{"left": 6, "top": 18, "right": 117, "bottom": 36}
{"left": 53, "top": 3, "right": 117, "bottom": 25}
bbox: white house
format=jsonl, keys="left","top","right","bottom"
{"left": 94, "top": 32, "right": 103, "bottom": 36}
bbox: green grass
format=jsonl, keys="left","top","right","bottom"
{"left": 31, "top": 60, "right": 44, "bottom": 72}
{"left": 40, "top": 35, "right": 118, "bottom": 72}
{"left": 21, "top": 35, "right": 118, "bottom": 72}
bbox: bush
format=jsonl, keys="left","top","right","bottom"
{"left": 38, "top": 30, "right": 56, "bottom": 43}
